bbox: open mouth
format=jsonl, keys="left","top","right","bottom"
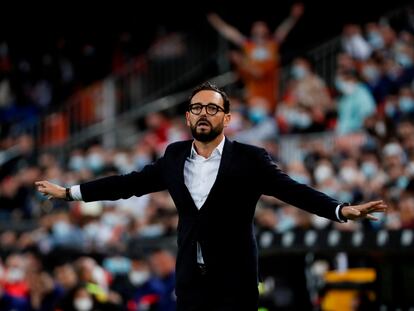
{"left": 197, "top": 120, "right": 211, "bottom": 127}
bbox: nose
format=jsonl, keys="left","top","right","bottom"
{"left": 199, "top": 106, "right": 209, "bottom": 115}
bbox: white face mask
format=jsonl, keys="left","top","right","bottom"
{"left": 335, "top": 78, "right": 356, "bottom": 95}
{"left": 311, "top": 214, "right": 330, "bottom": 230}
{"left": 340, "top": 167, "right": 358, "bottom": 184}
{"left": 314, "top": 165, "right": 333, "bottom": 184}
{"left": 129, "top": 270, "right": 150, "bottom": 286}
{"left": 73, "top": 298, "right": 93, "bottom": 311}
{"left": 6, "top": 268, "right": 25, "bottom": 282}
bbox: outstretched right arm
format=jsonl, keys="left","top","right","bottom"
{"left": 207, "top": 12, "right": 246, "bottom": 47}
{"left": 35, "top": 157, "right": 167, "bottom": 202}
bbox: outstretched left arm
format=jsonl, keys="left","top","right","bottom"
{"left": 274, "top": 2, "right": 304, "bottom": 44}
{"left": 341, "top": 200, "right": 387, "bottom": 221}
{"left": 257, "top": 148, "right": 387, "bottom": 222}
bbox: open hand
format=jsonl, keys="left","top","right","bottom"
{"left": 341, "top": 200, "right": 387, "bottom": 221}
{"left": 290, "top": 3, "right": 304, "bottom": 19}
{"left": 34, "top": 180, "right": 66, "bottom": 200}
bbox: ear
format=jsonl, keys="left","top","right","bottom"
{"left": 185, "top": 111, "right": 191, "bottom": 127}
{"left": 223, "top": 113, "right": 231, "bottom": 128}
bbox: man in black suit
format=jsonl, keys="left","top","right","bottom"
{"left": 36, "top": 82, "right": 387, "bottom": 311}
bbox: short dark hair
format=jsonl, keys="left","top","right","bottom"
{"left": 189, "top": 82, "right": 230, "bottom": 113}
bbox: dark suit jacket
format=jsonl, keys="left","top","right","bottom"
{"left": 80, "top": 139, "right": 340, "bottom": 304}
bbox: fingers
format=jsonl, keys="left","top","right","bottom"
{"left": 41, "top": 194, "right": 53, "bottom": 200}
{"left": 343, "top": 206, "right": 361, "bottom": 218}
{"left": 35, "top": 181, "right": 44, "bottom": 188}
{"left": 348, "top": 200, "right": 388, "bottom": 221}
{"left": 365, "top": 214, "right": 379, "bottom": 221}
{"left": 35, "top": 182, "right": 46, "bottom": 191}
{"left": 35, "top": 180, "right": 65, "bottom": 200}
{"left": 362, "top": 201, "right": 388, "bottom": 213}
{"left": 365, "top": 200, "right": 384, "bottom": 208}
{"left": 345, "top": 200, "right": 387, "bottom": 221}
{"left": 35, "top": 180, "right": 49, "bottom": 189}
{"left": 370, "top": 205, "right": 387, "bottom": 213}
{"left": 35, "top": 181, "right": 52, "bottom": 196}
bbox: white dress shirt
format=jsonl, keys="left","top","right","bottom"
{"left": 184, "top": 138, "right": 225, "bottom": 210}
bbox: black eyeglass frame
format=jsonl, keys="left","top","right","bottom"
{"left": 188, "top": 103, "right": 226, "bottom": 116}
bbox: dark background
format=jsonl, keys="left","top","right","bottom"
{"left": 0, "top": 1, "right": 412, "bottom": 85}
{"left": 2, "top": 1, "right": 413, "bottom": 50}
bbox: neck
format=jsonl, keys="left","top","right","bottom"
{"left": 194, "top": 134, "right": 224, "bottom": 158}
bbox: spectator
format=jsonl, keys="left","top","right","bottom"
{"left": 148, "top": 249, "right": 176, "bottom": 311}
{"left": 277, "top": 56, "right": 333, "bottom": 133}
{"left": 110, "top": 254, "right": 164, "bottom": 310}
{"left": 54, "top": 263, "right": 79, "bottom": 292}
{"left": 335, "top": 69, "right": 376, "bottom": 134}
{"left": 58, "top": 283, "right": 121, "bottom": 311}
{"left": 360, "top": 57, "right": 393, "bottom": 103}
{"left": 341, "top": 24, "right": 372, "bottom": 61}
{"left": 26, "top": 269, "right": 65, "bottom": 311}
{"left": 207, "top": 3, "right": 304, "bottom": 112}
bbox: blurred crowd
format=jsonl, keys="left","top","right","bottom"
{"left": 0, "top": 27, "right": 188, "bottom": 142}
{"left": 1, "top": 4, "right": 414, "bottom": 311}
{"left": 0, "top": 248, "right": 176, "bottom": 310}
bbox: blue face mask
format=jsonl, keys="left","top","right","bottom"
{"left": 361, "top": 162, "right": 378, "bottom": 179}
{"left": 103, "top": 257, "right": 131, "bottom": 275}
{"left": 277, "top": 214, "right": 296, "bottom": 233}
{"left": 397, "top": 176, "right": 409, "bottom": 189}
{"left": 399, "top": 96, "right": 414, "bottom": 113}
{"left": 363, "top": 66, "right": 380, "bottom": 82}
{"left": 335, "top": 78, "right": 355, "bottom": 95}
{"left": 291, "top": 65, "right": 308, "bottom": 80}
{"left": 69, "top": 155, "right": 85, "bottom": 171}
{"left": 87, "top": 153, "right": 104, "bottom": 173}
{"left": 248, "top": 106, "right": 268, "bottom": 124}
{"left": 53, "top": 221, "right": 72, "bottom": 237}
{"left": 338, "top": 191, "right": 353, "bottom": 203}
{"left": 367, "top": 31, "right": 384, "bottom": 49}
{"left": 296, "top": 112, "right": 312, "bottom": 129}
{"left": 396, "top": 53, "right": 413, "bottom": 68}
{"left": 385, "top": 102, "right": 397, "bottom": 117}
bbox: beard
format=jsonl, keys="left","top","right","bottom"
{"left": 190, "top": 118, "right": 224, "bottom": 142}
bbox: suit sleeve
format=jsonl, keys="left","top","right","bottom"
{"left": 257, "top": 148, "right": 340, "bottom": 221}
{"left": 80, "top": 156, "right": 167, "bottom": 202}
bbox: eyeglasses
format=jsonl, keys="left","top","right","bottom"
{"left": 188, "top": 103, "right": 226, "bottom": 116}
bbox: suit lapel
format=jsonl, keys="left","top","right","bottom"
{"left": 173, "top": 138, "right": 234, "bottom": 212}
{"left": 199, "top": 138, "right": 233, "bottom": 211}
{"left": 168, "top": 140, "right": 201, "bottom": 213}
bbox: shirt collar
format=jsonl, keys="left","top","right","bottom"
{"left": 191, "top": 136, "right": 225, "bottom": 158}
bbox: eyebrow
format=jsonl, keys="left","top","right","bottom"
{"left": 191, "top": 102, "right": 222, "bottom": 107}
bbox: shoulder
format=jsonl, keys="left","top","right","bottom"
{"left": 164, "top": 140, "right": 192, "bottom": 154}
{"left": 231, "top": 140, "right": 277, "bottom": 170}
{"left": 232, "top": 140, "right": 267, "bottom": 156}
